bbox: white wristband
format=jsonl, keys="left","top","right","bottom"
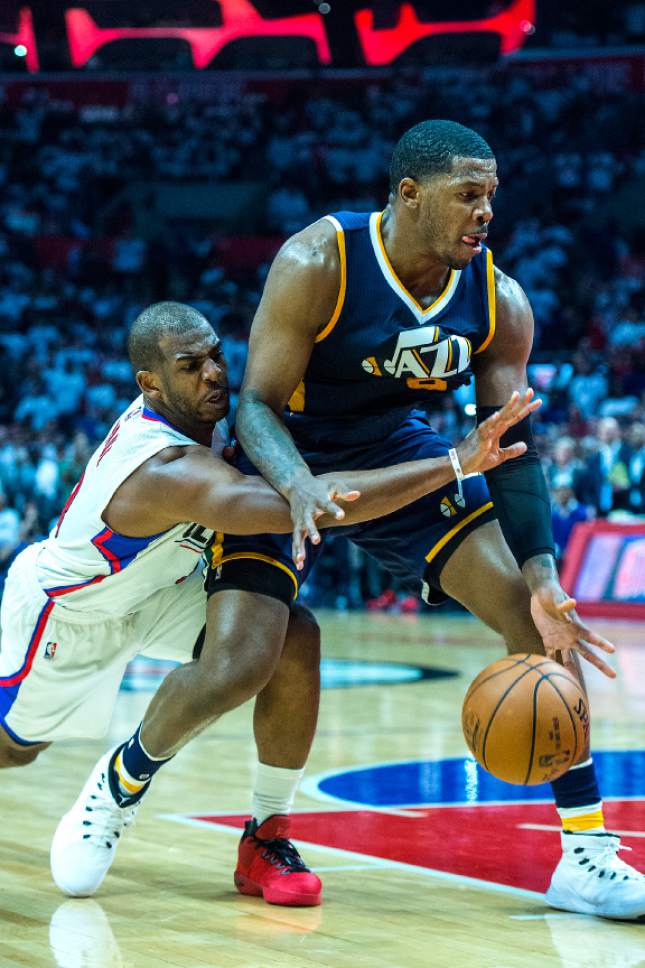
{"left": 448, "top": 448, "right": 465, "bottom": 481}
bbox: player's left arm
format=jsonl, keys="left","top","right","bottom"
{"left": 473, "top": 266, "right": 616, "bottom": 678}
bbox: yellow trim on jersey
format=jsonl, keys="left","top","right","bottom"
{"left": 288, "top": 380, "right": 305, "bottom": 413}
{"left": 217, "top": 552, "right": 298, "bottom": 600}
{"left": 412, "top": 348, "right": 430, "bottom": 374}
{"left": 376, "top": 211, "right": 454, "bottom": 315}
{"left": 425, "top": 501, "right": 494, "bottom": 565}
{"left": 474, "top": 248, "right": 496, "bottom": 355}
{"left": 314, "top": 228, "right": 347, "bottom": 344}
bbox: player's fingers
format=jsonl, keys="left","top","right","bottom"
{"left": 335, "top": 489, "right": 361, "bottom": 503}
{"left": 556, "top": 596, "right": 577, "bottom": 615}
{"left": 498, "top": 392, "right": 541, "bottom": 431}
{"left": 292, "top": 529, "right": 307, "bottom": 570}
{"left": 480, "top": 411, "right": 501, "bottom": 437}
{"left": 304, "top": 512, "right": 321, "bottom": 545}
{"left": 322, "top": 497, "right": 345, "bottom": 520}
{"left": 573, "top": 642, "right": 617, "bottom": 679}
{"left": 571, "top": 622, "right": 616, "bottom": 654}
{"left": 499, "top": 442, "right": 527, "bottom": 461}
{"left": 514, "top": 396, "right": 541, "bottom": 423}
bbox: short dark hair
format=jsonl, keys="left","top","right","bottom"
{"left": 389, "top": 120, "right": 494, "bottom": 193}
{"left": 128, "top": 301, "right": 210, "bottom": 373}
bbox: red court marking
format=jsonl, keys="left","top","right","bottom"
{"left": 197, "top": 801, "right": 645, "bottom": 894}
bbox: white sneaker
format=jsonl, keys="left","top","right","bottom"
{"left": 50, "top": 747, "right": 141, "bottom": 897}
{"left": 546, "top": 831, "right": 645, "bottom": 920}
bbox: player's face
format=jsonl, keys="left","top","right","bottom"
{"left": 158, "top": 325, "right": 230, "bottom": 427}
{"left": 417, "top": 156, "right": 498, "bottom": 269}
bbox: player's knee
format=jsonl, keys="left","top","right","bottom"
{"left": 284, "top": 604, "right": 321, "bottom": 667}
{"left": 194, "top": 634, "right": 282, "bottom": 714}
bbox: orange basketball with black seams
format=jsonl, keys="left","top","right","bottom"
{"left": 461, "top": 653, "right": 589, "bottom": 785}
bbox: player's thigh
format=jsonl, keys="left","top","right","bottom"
{"left": 438, "top": 519, "right": 543, "bottom": 652}
{"left": 1, "top": 605, "right": 132, "bottom": 744}
{"left": 348, "top": 466, "right": 495, "bottom": 606}
{"left": 134, "top": 568, "right": 207, "bottom": 664}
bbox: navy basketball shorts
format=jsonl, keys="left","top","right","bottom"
{"left": 207, "top": 414, "right": 496, "bottom": 607}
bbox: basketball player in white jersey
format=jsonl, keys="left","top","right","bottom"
{"left": 0, "top": 301, "right": 537, "bottom": 902}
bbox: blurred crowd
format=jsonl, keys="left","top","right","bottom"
{"left": 1, "top": 67, "right": 643, "bottom": 604}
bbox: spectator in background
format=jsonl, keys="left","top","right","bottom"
{"left": 567, "top": 352, "right": 609, "bottom": 418}
{"left": 628, "top": 422, "right": 645, "bottom": 513}
{"left": 1, "top": 71, "right": 643, "bottom": 605}
{"left": 0, "top": 495, "right": 27, "bottom": 595}
{"left": 587, "top": 417, "right": 633, "bottom": 514}
{"left": 551, "top": 481, "right": 593, "bottom": 565}
{"left": 547, "top": 436, "right": 584, "bottom": 491}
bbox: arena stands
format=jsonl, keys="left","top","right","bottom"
{"left": 1, "top": 63, "right": 643, "bottom": 604}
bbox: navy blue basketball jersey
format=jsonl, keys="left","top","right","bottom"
{"left": 284, "top": 210, "right": 495, "bottom": 447}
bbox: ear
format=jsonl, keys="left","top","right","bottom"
{"left": 398, "top": 177, "right": 421, "bottom": 209}
{"left": 136, "top": 369, "right": 163, "bottom": 399}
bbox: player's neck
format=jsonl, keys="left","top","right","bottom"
{"left": 380, "top": 206, "right": 450, "bottom": 298}
{"left": 145, "top": 399, "right": 213, "bottom": 447}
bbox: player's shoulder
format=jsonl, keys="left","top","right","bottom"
{"left": 276, "top": 217, "right": 341, "bottom": 273}
{"left": 143, "top": 443, "right": 214, "bottom": 473}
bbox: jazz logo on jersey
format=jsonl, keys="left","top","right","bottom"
{"left": 362, "top": 324, "right": 472, "bottom": 393}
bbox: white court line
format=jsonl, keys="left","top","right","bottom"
{"left": 510, "top": 913, "right": 581, "bottom": 921}
{"left": 161, "top": 813, "right": 545, "bottom": 902}
{"left": 312, "top": 865, "right": 380, "bottom": 872}
{"left": 518, "top": 823, "right": 645, "bottom": 838}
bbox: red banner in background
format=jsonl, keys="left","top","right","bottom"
{"left": 561, "top": 521, "right": 645, "bottom": 620}
{"left": 66, "top": 0, "right": 331, "bottom": 70}
{"left": 355, "top": 0, "right": 536, "bottom": 65}
{"left": 1, "top": 1, "right": 538, "bottom": 72}
{"left": 0, "top": 6, "right": 38, "bottom": 71}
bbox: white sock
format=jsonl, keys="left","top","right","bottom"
{"left": 251, "top": 762, "right": 305, "bottom": 826}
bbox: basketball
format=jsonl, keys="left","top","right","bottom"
{"left": 461, "top": 654, "right": 590, "bottom": 785}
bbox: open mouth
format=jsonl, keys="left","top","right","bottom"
{"left": 461, "top": 233, "right": 486, "bottom": 254}
{"left": 204, "top": 389, "right": 228, "bottom": 405}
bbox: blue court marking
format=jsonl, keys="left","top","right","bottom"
{"left": 315, "top": 750, "right": 645, "bottom": 806}
{"left": 120, "top": 657, "right": 454, "bottom": 692}
{"left": 321, "top": 659, "right": 455, "bottom": 689}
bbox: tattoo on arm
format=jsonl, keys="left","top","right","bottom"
{"left": 236, "top": 391, "right": 312, "bottom": 497}
{"left": 522, "top": 553, "right": 559, "bottom": 592}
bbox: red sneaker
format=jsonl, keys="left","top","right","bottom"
{"left": 234, "top": 815, "right": 322, "bottom": 906}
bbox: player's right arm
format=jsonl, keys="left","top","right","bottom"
{"left": 104, "top": 392, "right": 538, "bottom": 542}
{"left": 235, "top": 219, "right": 351, "bottom": 568}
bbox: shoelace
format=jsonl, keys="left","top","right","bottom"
{"left": 254, "top": 835, "right": 310, "bottom": 874}
{"left": 81, "top": 771, "right": 138, "bottom": 850}
{"left": 574, "top": 840, "right": 641, "bottom": 882}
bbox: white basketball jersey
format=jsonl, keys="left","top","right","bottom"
{"left": 35, "top": 395, "right": 213, "bottom": 618}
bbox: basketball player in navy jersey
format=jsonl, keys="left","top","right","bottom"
{"left": 205, "top": 121, "right": 641, "bottom": 920}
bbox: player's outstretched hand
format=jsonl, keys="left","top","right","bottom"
{"left": 287, "top": 475, "right": 360, "bottom": 571}
{"left": 456, "top": 389, "right": 542, "bottom": 475}
{"left": 530, "top": 584, "right": 617, "bottom": 679}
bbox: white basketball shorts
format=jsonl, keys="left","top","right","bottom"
{"left": 0, "top": 544, "right": 206, "bottom": 744}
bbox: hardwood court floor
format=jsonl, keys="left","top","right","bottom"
{"left": 1, "top": 612, "right": 644, "bottom": 968}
